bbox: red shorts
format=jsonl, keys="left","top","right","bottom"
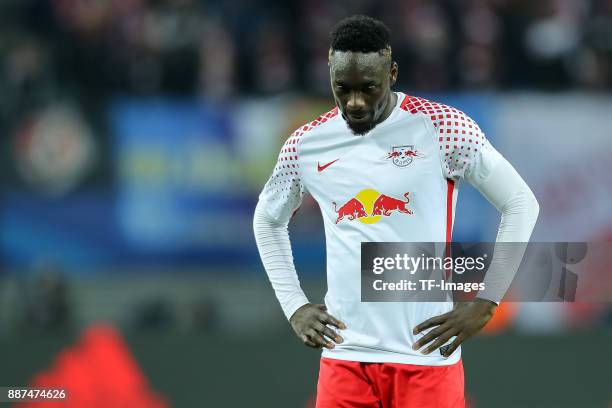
{"left": 315, "top": 357, "right": 465, "bottom": 408}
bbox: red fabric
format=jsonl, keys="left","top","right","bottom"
{"left": 445, "top": 179, "right": 455, "bottom": 244}
{"left": 444, "top": 178, "right": 455, "bottom": 280}
{"left": 315, "top": 357, "right": 465, "bottom": 408}
{"left": 19, "top": 324, "right": 170, "bottom": 408}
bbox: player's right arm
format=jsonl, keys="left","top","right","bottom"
{"left": 253, "top": 133, "right": 345, "bottom": 349}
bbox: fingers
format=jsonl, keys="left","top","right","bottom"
{"left": 307, "top": 328, "right": 334, "bottom": 349}
{"left": 421, "top": 328, "right": 459, "bottom": 355}
{"left": 293, "top": 304, "right": 347, "bottom": 349}
{"left": 300, "top": 320, "right": 345, "bottom": 349}
{"left": 301, "top": 334, "right": 318, "bottom": 348}
{"left": 315, "top": 322, "right": 344, "bottom": 344}
{"left": 412, "top": 323, "right": 449, "bottom": 351}
{"left": 318, "top": 311, "right": 347, "bottom": 330}
{"left": 440, "top": 334, "right": 464, "bottom": 357}
{"left": 412, "top": 312, "right": 450, "bottom": 335}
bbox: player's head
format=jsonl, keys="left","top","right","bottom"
{"left": 329, "top": 15, "right": 398, "bottom": 135}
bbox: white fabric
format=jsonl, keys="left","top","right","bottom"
{"left": 469, "top": 157, "right": 540, "bottom": 303}
{"left": 253, "top": 92, "right": 538, "bottom": 365}
{"left": 253, "top": 201, "right": 310, "bottom": 320}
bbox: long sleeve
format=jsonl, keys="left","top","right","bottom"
{"left": 253, "top": 132, "right": 309, "bottom": 320}
{"left": 253, "top": 202, "right": 309, "bottom": 319}
{"left": 468, "top": 156, "right": 540, "bottom": 304}
{"left": 430, "top": 105, "right": 539, "bottom": 304}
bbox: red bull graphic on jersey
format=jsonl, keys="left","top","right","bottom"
{"left": 384, "top": 145, "right": 423, "bottom": 167}
{"left": 372, "top": 192, "right": 413, "bottom": 216}
{"left": 333, "top": 189, "right": 413, "bottom": 224}
{"left": 332, "top": 198, "right": 368, "bottom": 223}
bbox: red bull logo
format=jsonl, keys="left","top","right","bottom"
{"left": 372, "top": 192, "right": 412, "bottom": 216}
{"left": 332, "top": 198, "right": 368, "bottom": 223}
{"left": 333, "top": 189, "right": 413, "bottom": 224}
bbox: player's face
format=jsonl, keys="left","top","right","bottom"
{"left": 329, "top": 51, "right": 398, "bottom": 135}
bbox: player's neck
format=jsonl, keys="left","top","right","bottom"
{"left": 376, "top": 91, "right": 398, "bottom": 126}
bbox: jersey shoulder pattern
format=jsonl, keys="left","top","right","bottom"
{"left": 273, "top": 106, "right": 339, "bottom": 193}
{"left": 259, "top": 106, "right": 339, "bottom": 222}
{"left": 399, "top": 95, "right": 488, "bottom": 180}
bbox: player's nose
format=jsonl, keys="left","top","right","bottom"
{"left": 346, "top": 92, "right": 367, "bottom": 112}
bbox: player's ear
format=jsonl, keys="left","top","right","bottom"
{"left": 390, "top": 61, "right": 398, "bottom": 86}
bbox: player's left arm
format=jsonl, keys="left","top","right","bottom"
{"left": 413, "top": 111, "right": 539, "bottom": 357}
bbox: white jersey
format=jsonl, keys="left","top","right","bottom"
{"left": 258, "top": 92, "right": 503, "bottom": 365}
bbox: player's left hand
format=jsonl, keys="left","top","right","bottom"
{"left": 412, "top": 298, "right": 497, "bottom": 358}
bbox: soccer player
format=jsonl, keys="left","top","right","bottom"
{"left": 253, "top": 15, "right": 539, "bottom": 408}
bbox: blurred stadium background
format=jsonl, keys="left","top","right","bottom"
{"left": 0, "top": 0, "right": 611, "bottom": 407}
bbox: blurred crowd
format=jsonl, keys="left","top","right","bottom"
{"left": 0, "top": 0, "right": 611, "bottom": 108}
{"left": 2, "top": 0, "right": 610, "bottom": 189}
{"left": 0, "top": 0, "right": 610, "bottom": 184}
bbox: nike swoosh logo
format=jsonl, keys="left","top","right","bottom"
{"left": 317, "top": 158, "right": 339, "bottom": 172}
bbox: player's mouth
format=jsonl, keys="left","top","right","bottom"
{"left": 346, "top": 111, "right": 371, "bottom": 123}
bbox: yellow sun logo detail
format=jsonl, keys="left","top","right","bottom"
{"left": 355, "top": 189, "right": 382, "bottom": 224}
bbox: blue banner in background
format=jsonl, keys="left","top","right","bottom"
{"left": 0, "top": 94, "right": 500, "bottom": 273}
{"left": 109, "top": 98, "right": 254, "bottom": 251}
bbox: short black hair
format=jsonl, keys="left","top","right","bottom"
{"left": 329, "top": 15, "right": 391, "bottom": 53}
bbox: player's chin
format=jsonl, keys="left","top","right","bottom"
{"left": 347, "top": 121, "right": 374, "bottom": 136}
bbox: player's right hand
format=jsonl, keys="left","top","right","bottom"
{"left": 289, "top": 303, "right": 346, "bottom": 349}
